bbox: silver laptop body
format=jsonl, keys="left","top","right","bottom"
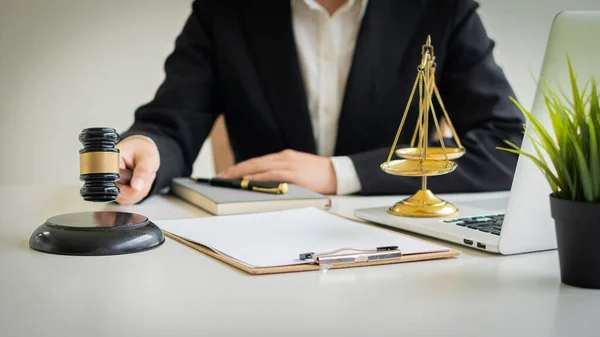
{"left": 355, "top": 11, "right": 600, "bottom": 255}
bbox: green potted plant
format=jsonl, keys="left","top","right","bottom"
{"left": 499, "top": 60, "right": 600, "bottom": 289}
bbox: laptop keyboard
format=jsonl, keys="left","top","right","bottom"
{"left": 443, "top": 214, "right": 505, "bottom": 236}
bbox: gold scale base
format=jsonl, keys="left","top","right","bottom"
{"left": 388, "top": 189, "right": 458, "bottom": 218}
{"left": 381, "top": 158, "right": 460, "bottom": 218}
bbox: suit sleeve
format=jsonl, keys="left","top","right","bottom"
{"left": 120, "top": 0, "right": 220, "bottom": 196}
{"left": 350, "top": 0, "right": 525, "bottom": 195}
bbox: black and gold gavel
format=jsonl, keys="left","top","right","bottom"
{"left": 28, "top": 127, "right": 164, "bottom": 256}
{"left": 79, "top": 127, "right": 121, "bottom": 202}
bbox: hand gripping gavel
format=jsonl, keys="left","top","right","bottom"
{"left": 28, "top": 127, "right": 164, "bottom": 256}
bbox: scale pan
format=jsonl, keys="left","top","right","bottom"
{"left": 395, "top": 147, "right": 466, "bottom": 160}
{"left": 381, "top": 159, "right": 457, "bottom": 177}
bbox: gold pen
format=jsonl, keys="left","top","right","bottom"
{"left": 191, "top": 177, "right": 288, "bottom": 194}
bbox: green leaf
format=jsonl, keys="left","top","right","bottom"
{"left": 568, "top": 57, "right": 584, "bottom": 115}
{"left": 528, "top": 135, "right": 559, "bottom": 192}
{"left": 498, "top": 141, "right": 561, "bottom": 192}
{"left": 567, "top": 130, "right": 594, "bottom": 201}
{"left": 589, "top": 80, "right": 600, "bottom": 199}
{"left": 498, "top": 56, "right": 599, "bottom": 202}
{"left": 543, "top": 79, "right": 579, "bottom": 197}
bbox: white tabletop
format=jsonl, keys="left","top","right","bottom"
{"left": 0, "top": 185, "right": 598, "bottom": 337}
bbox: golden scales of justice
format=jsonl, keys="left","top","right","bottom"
{"left": 381, "top": 36, "right": 465, "bottom": 218}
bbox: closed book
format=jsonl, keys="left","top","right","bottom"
{"left": 170, "top": 177, "right": 331, "bottom": 215}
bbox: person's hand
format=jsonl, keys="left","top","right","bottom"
{"left": 218, "top": 149, "right": 337, "bottom": 194}
{"left": 115, "top": 137, "right": 160, "bottom": 205}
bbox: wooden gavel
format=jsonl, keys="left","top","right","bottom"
{"left": 78, "top": 127, "right": 121, "bottom": 202}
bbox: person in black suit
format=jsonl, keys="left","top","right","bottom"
{"left": 116, "top": 0, "right": 523, "bottom": 206}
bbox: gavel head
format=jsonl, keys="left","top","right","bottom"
{"left": 79, "top": 128, "right": 120, "bottom": 202}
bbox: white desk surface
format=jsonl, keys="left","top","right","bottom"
{"left": 0, "top": 185, "right": 598, "bottom": 337}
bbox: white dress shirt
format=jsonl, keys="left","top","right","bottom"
{"left": 291, "top": 0, "right": 367, "bottom": 195}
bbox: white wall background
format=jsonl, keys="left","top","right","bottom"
{"left": 477, "top": 0, "right": 600, "bottom": 109}
{"left": 0, "top": 0, "right": 213, "bottom": 186}
{"left": 1, "top": 0, "right": 600, "bottom": 186}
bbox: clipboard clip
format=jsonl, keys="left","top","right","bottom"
{"left": 299, "top": 246, "right": 402, "bottom": 266}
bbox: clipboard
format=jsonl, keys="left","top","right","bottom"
{"left": 157, "top": 208, "right": 460, "bottom": 275}
{"left": 165, "top": 232, "right": 459, "bottom": 275}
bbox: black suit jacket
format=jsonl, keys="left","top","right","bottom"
{"left": 123, "top": 0, "right": 524, "bottom": 196}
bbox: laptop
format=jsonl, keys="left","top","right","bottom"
{"left": 355, "top": 11, "right": 600, "bottom": 255}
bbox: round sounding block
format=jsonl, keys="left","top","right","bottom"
{"left": 29, "top": 211, "right": 164, "bottom": 256}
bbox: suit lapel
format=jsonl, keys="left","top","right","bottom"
{"left": 335, "top": 0, "right": 425, "bottom": 155}
{"left": 241, "top": 1, "right": 317, "bottom": 154}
